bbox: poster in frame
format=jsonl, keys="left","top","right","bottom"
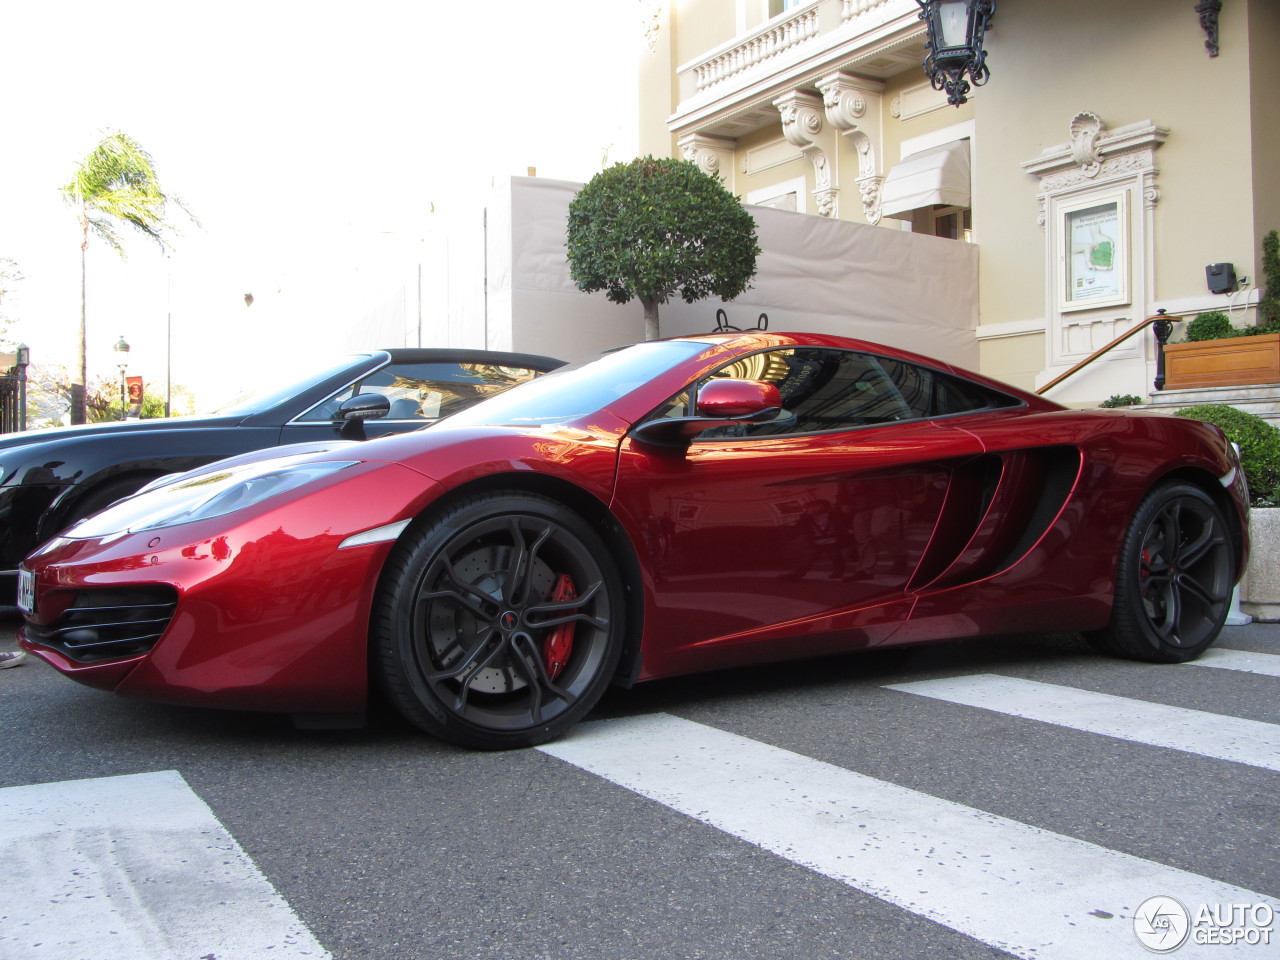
{"left": 1059, "top": 193, "right": 1129, "bottom": 312}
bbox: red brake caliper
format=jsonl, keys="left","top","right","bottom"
{"left": 543, "top": 574, "right": 577, "bottom": 680}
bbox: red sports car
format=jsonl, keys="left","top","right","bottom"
{"left": 18, "top": 332, "right": 1249, "bottom": 749}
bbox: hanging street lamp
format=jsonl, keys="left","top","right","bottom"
{"left": 916, "top": 0, "right": 996, "bottom": 107}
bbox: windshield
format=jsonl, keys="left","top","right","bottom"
{"left": 442, "top": 340, "right": 708, "bottom": 427}
{"left": 208, "top": 356, "right": 374, "bottom": 416}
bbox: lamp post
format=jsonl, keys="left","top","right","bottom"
{"left": 15, "top": 343, "right": 29, "bottom": 432}
{"left": 165, "top": 252, "right": 172, "bottom": 418}
{"left": 113, "top": 336, "right": 130, "bottom": 420}
{"left": 915, "top": 0, "right": 996, "bottom": 107}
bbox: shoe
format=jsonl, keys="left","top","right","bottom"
{"left": 0, "top": 650, "right": 26, "bottom": 669}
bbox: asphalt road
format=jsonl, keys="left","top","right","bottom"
{"left": 2, "top": 611, "right": 1278, "bottom": 960}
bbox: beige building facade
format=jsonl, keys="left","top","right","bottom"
{"left": 639, "top": 0, "right": 1280, "bottom": 403}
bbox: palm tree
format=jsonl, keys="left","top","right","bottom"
{"left": 62, "top": 132, "right": 194, "bottom": 424}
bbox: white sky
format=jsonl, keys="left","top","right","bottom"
{"left": 0, "top": 0, "right": 639, "bottom": 407}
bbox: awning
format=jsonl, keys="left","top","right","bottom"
{"left": 880, "top": 140, "right": 971, "bottom": 217}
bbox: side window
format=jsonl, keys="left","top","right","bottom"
{"left": 878, "top": 358, "right": 1019, "bottom": 419}
{"left": 693, "top": 348, "right": 913, "bottom": 439}
{"left": 645, "top": 348, "right": 1020, "bottom": 441}
{"left": 296, "top": 362, "right": 543, "bottom": 422}
{"left": 753, "top": 349, "right": 911, "bottom": 434}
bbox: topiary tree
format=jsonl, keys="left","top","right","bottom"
{"left": 1176, "top": 404, "right": 1280, "bottom": 505}
{"left": 566, "top": 156, "right": 760, "bottom": 341}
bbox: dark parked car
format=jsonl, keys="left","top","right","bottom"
{"left": 0, "top": 348, "right": 561, "bottom": 603}
{"left": 18, "top": 331, "right": 1248, "bottom": 749}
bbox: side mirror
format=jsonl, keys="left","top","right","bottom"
{"left": 695, "top": 378, "right": 781, "bottom": 418}
{"left": 338, "top": 393, "right": 391, "bottom": 422}
{"left": 631, "top": 378, "right": 782, "bottom": 448}
{"left": 336, "top": 393, "right": 390, "bottom": 440}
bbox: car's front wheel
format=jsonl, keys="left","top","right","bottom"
{"left": 372, "top": 491, "right": 624, "bottom": 749}
{"left": 1087, "top": 481, "right": 1235, "bottom": 663}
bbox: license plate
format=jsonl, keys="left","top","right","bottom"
{"left": 17, "top": 568, "right": 35, "bottom": 615}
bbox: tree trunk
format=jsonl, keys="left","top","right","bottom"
{"left": 72, "top": 237, "right": 87, "bottom": 425}
{"left": 642, "top": 298, "right": 660, "bottom": 341}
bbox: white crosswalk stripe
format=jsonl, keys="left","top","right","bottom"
{"left": 1184, "top": 646, "right": 1280, "bottom": 677}
{"left": 538, "top": 712, "right": 1280, "bottom": 960}
{"left": 885, "top": 673, "right": 1280, "bottom": 772}
{"left": 4, "top": 648, "right": 1277, "bottom": 960}
{"left": 0, "top": 771, "right": 329, "bottom": 960}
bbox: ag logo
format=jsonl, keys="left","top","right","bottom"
{"left": 1134, "top": 896, "right": 1191, "bottom": 953}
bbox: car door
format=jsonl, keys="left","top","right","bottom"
{"left": 612, "top": 346, "right": 993, "bottom": 677}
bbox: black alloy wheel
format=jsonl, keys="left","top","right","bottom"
{"left": 373, "top": 491, "right": 624, "bottom": 749}
{"left": 1088, "top": 482, "right": 1235, "bottom": 663}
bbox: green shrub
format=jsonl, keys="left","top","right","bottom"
{"left": 1100, "top": 394, "right": 1143, "bottom": 408}
{"left": 1184, "top": 311, "right": 1233, "bottom": 341}
{"left": 1181, "top": 309, "right": 1280, "bottom": 342}
{"left": 1261, "top": 229, "right": 1280, "bottom": 325}
{"left": 1176, "top": 404, "right": 1280, "bottom": 505}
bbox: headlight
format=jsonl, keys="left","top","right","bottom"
{"left": 68, "top": 458, "right": 361, "bottom": 538}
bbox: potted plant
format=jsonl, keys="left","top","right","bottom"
{"left": 1162, "top": 311, "right": 1280, "bottom": 389}
{"left": 1176, "top": 404, "right": 1280, "bottom": 620}
{"left": 1162, "top": 231, "right": 1280, "bottom": 389}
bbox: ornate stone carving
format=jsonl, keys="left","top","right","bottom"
{"left": 1196, "top": 0, "right": 1222, "bottom": 57}
{"left": 816, "top": 74, "right": 886, "bottom": 224}
{"left": 848, "top": 131, "right": 875, "bottom": 180}
{"left": 642, "top": 0, "right": 663, "bottom": 53}
{"left": 1022, "top": 118, "right": 1168, "bottom": 182}
{"left": 821, "top": 84, "right": 865, "bottom": 125}
{"left": 810, "top": 150, "right": 832, "bottom": 193}
{"left": 774, "top": 90, "right": 837, "bottom": 217}
{"left": 849, "top": 131, "right": 882, "bottom": 225}
{"left": 1068, "top": 112, "right": 1104, "bottom": 177}
{"left": 819, "top": 73, "right": 884, "bottom": 132}
{"left": 677, "top": 133, "right": 737, "bottom": 180}
{"left": 776, "top": 92, "right": 823, "bottom": 150}
{"left": 1038, "top": 149, "right": 1158, "bottom": 192}
{"left": 857, "top": 177, "right": 882, "bottom": 225}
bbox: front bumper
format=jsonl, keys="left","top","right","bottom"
{"left": 19, "top": 460, "right": 441, "bottom": 713}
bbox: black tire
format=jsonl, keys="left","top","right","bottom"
{"left": 1087, "top": 482, "right": 1235, "bottom": 663}
{"left": 372, "top": 491, "right": 624, "bottom": 749}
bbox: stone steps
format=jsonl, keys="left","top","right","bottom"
{"left": 1143, "top": 383, "right": 1280, "bottom": 428}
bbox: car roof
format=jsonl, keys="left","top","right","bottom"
{"left": 380, "top": 348, "right": 564, "bottom": 371}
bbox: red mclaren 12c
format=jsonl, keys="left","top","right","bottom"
{"left": 18, "top": 332, "right": 1249, "bottom": 749}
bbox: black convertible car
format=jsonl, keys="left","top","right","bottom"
{"left": 0, "top": 348, "right": 561, "bottom": 603}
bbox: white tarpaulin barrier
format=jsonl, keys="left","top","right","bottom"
{"left": 488, "top": 177, "right": 979, "bottom": 370}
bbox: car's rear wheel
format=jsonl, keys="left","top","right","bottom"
{"left": 372, "top": 491, "right": 624, "bottom": 749}
{"left": 1087, "top": 481, "right": 1234, "bottom": 663}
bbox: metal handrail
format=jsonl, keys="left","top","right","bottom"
{"left": 1035, "top": 309, "right": 1189, "bottom": 396}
